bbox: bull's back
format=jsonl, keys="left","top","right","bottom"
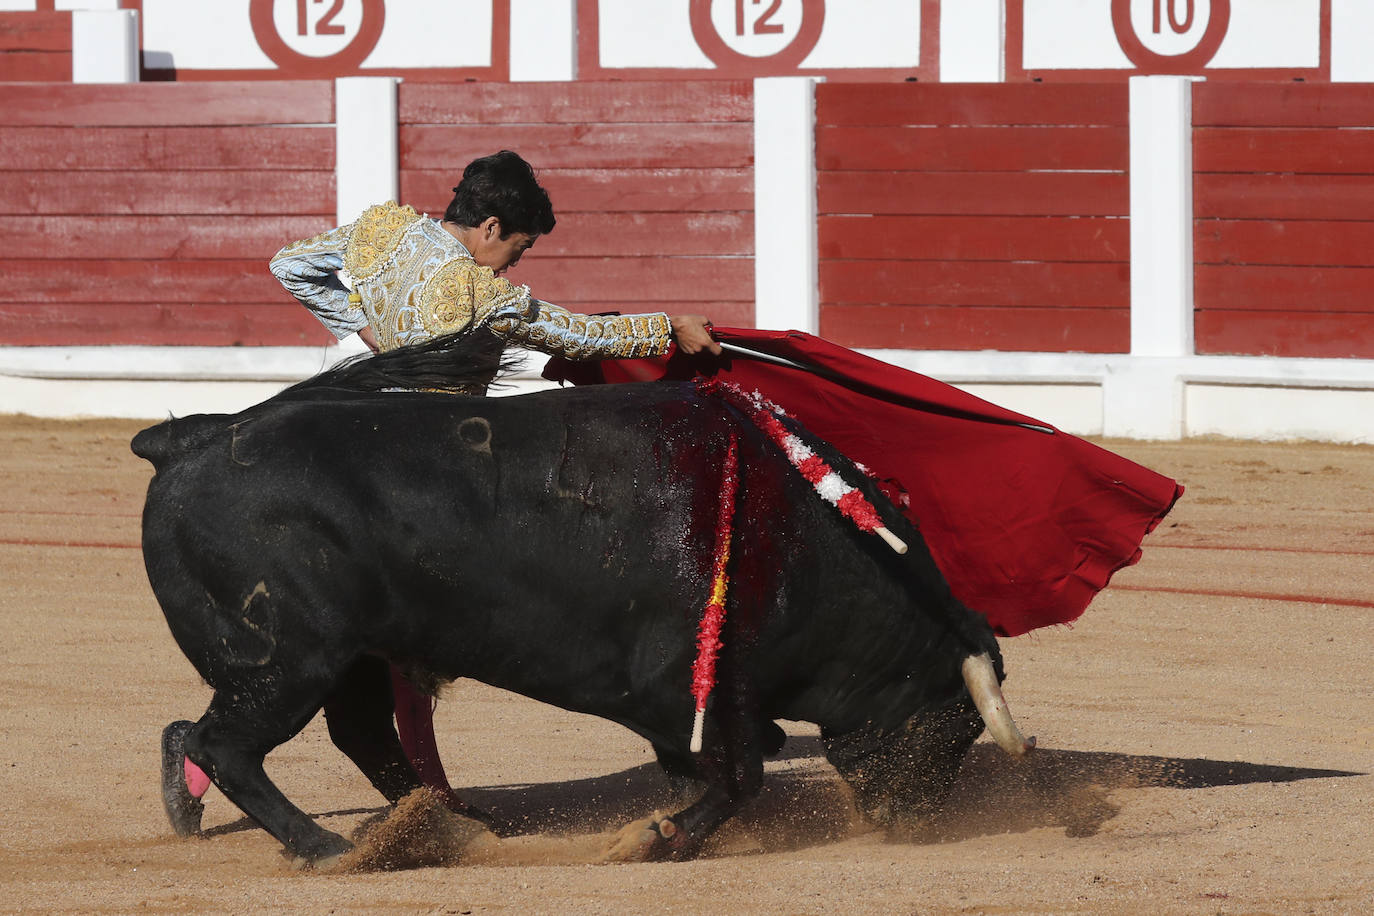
{"left": 138, "top": 385, "right": 732, "bottom": 710}
{"left": 350, "top": 385, "right": 740, "bottom": 714}
{"left": 137, "top": 382, "right": 986, "bottom": 743}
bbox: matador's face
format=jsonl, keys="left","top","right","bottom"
{"left": 464, "top": 216, "right": 538, "bottom": 276}
{"left": 481, "top": 231, "right": 538, "bottom": 275}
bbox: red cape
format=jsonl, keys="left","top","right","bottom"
{"left": 545, "top": 328, "right": 1182, "bottom": 638}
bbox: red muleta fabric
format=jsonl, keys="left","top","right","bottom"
{"left": 545, "top": 328, "right": 1183, "bottom": 638}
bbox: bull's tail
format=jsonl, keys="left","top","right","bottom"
{"left": 131, "top": 414, "right": 232, "bottom": 471}
{"left": 274, "top": 328, "right": 523, "bottom": 400}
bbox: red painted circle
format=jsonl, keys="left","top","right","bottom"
{"left": 1111, "top": 0, "right": 1231, "bottom": 73}
{"left": 250, "top": 0, "right": 386, "bottom": 76}
{"left": 689, "top": 0, "right": 826, "bottom": 75}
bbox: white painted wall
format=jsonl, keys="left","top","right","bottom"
{"left": 138, "top": 0, "right": 273, "bottom": 71}
{"left": 1021, "top": 0, "right": 1325, "bottom": 73}
{"left": 14, "top": 0, "right": 1364, "bottom": 85}
{"left": 0, "top": 0, "right": 121, "bottom": 9}
{"left": 71, "top": 8, "right": 138, "bottom": 83}
{"left": 593, "top": 0, "right": 713, "bottom": 69}
{"left": 136, "top": 0, "right": 494, "bottom": 73}
{"left": 1207, "top": 0, "right": 1322, "bottom": 70}
{"left": 940, "top": 0, "right": 1004, "bottom": 82}
{"left": 799, "top": 0, "right": 922, "bottom": 69}
{"left": 595, "top": 0, "right": 920, "bottom": 72}
{"left": 1022, "top": 0, "right": 1131, "bottom": 70}
{"left": 1186, "top": 383, "right": 1374, "bottom": 442}
{"left": 364, "top": 0, "right": 494, "bottom": 69}
{"left": 509, "top": 0, "right": 578, "bottom": 81}
{"left": 1331, "top": 0, "right": 1374, "bottom": 82}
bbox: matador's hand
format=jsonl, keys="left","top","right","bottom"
{"left": 670, "top": 315, "right": 721, "bottom": 356}
{"left": 357, "top": 325, "right": 381, "bottom": 354}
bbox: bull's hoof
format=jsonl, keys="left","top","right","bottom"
{"left": 433, "top": 788, "right": 500, "bottom": 834}
{"left": 337, "top": 789, "right": 498, "bottom": 871}
{"left": 762, "top": 719, "right": 787, "bottom": 757}
{"left": 159, "top": 720, "right": 204, "bottom": 838}
{"left": 601, "top": 815, "right": 679, "bottom": 863}
{"left": 283, "top": 832, "right": 355, "bottom": 871}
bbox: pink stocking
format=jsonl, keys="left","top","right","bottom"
{"left": 183, "top": 757, "right": 212, "bottom": 798}
{"left": 390, "top": 665, "right": 457, "bottom": 801}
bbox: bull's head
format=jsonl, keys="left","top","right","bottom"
{"left": 821, "top": 653, "right": 1034, "bottom": 834}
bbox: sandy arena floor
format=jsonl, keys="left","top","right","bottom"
{"left": 0, "top": 413, "right": 1370, "bottom": 914}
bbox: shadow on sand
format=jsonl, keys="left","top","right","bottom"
{"left": 199, "top": 737, "right": 1363, "bottom": 855}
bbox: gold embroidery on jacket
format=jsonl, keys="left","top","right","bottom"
{"left": 420, "top": 259, "right": 531, "bottom": 336}
{"left": 488, "top": 302, "right": 673, "bottom": 359}
{"left": 344, "top": 201, "right": 422, "bottom": 281}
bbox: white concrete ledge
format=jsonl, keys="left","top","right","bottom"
{"left": 860, "top": 349, "right": 1374, "bottom": 443}
{"left": 870, "top": 349, "right": 1374, "bottom": 389}
{"left": 6, "top": 346, "right": 1370, "bottom": 442}
{"left": 0, "top": 344, "right": 559, "bottom": 381}
{"left": 0, "top": 346, "right": 350, "bottom": 382}
{"left": 0, "top": 345, "right": 558, "bottom": 419}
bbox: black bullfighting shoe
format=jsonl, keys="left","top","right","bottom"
{"left": 160, "top": 720, "right": 204, "bottom": 837}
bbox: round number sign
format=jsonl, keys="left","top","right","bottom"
{"left": 250, "top": 0, "right": 386, "bottom": 76}
{"left": 689, "top": 0, "right": 826, "bottom": 74}
{"left": 1111, "top": 0, "right": 1231, "bottom": 73}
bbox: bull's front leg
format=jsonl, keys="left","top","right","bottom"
{"left": 605, "top": 665, "right": 765, "bottom": 862}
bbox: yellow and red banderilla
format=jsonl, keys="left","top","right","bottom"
{"left": 689, "top": 433, "right": 739, "bottom": 753}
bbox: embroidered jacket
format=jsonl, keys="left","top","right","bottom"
{"left": 269, "top": 201, "right": 674, "bottom": 359}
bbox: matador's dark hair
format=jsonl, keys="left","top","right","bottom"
{"left": 444, "top": 150, "right": 556, "bottom": 239}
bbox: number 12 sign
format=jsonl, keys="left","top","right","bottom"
{"left": 690, "top": 0, "right": 826, "bottom": 72}
{"left": 250, "top": 0, "right": 386, "bottom": 74}
{"left": 582, "top": 0, "right": 933, "bottom": 81}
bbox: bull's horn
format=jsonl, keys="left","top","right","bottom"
{"left": 961, "top": 653, "right": 1036, "bottom": 757}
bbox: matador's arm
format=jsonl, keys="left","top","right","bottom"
{"left": 268, "top": 223, "right": 368, "bottom": 340}
{"left": 423, "top": 259, "right": 674, "bottom": 360}
{"left": 487, "top": 298, "right": 674, "bottom": 361}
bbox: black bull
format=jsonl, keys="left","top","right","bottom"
{"left": 133, "top": 362, "right": 1033, "bottom": 864}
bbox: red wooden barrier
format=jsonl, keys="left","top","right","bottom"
{"left": 1193, "top": 82, "right": 1374, "bottom": 359}
{"left": 816, "top": 83, "right": 1131, "bottom": 353}
{"left": 396, "top": 81, "right": 756, "bottom": 329}
{"left": 0, "top": 82, "right": 336, "bottom": 346}
{"left": 0, "top": 12, "right": 69, "bottom": 83}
